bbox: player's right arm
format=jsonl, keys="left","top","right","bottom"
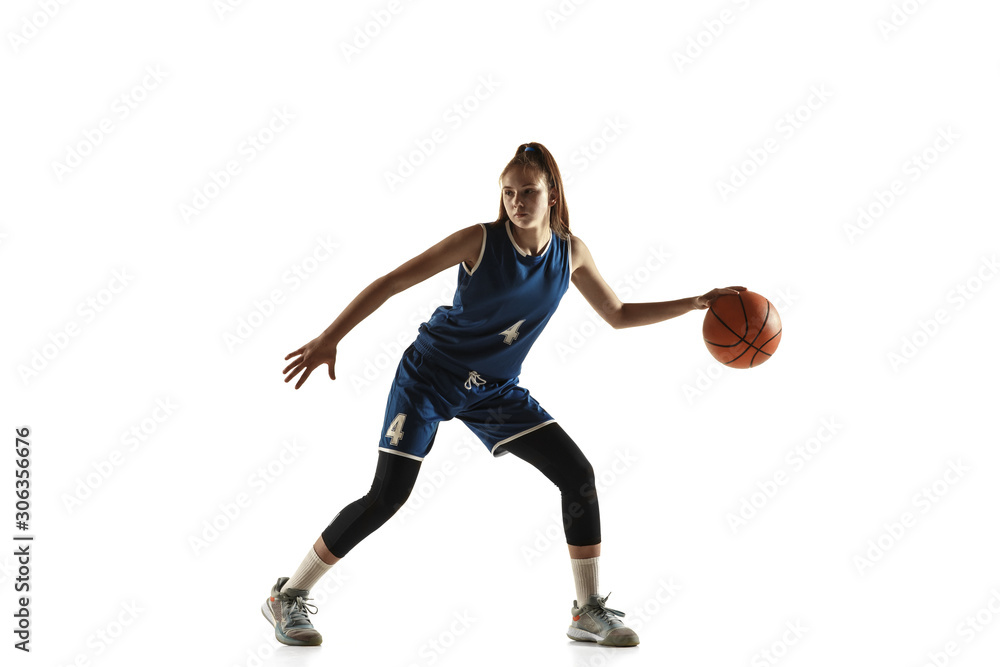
{"left": 282, "top": 224, "right": 484, "bottom": 389}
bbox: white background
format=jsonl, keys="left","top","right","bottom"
{"left": 3, "top": 1, "right": 999, "bottom": 666}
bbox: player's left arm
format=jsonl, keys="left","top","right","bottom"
{"left": 569, "top": 235, "right": 745, "bottom": 329}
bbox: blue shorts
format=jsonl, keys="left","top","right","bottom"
{"left": 378, "top": 343, "right": 556, "bottom": 461}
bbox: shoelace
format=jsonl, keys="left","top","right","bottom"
{"left": 587, "top": 593, "right": 625, "bottom": 625}
{"left": 284, "top": 594, "right": 318, "bottom": 626}
{"left": 464, "top": 371, "right": 486, "bottom": 390}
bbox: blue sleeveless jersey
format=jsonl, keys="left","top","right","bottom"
{"left": 412, "top": 220, "right": 571, "bottom": 379}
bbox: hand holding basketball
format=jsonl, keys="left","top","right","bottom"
{"left": 693, "top": 286, "right": 746, "bottom": 309}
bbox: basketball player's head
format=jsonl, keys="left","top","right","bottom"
{"left": 495, "top": 143, "right": 571, "bottom": 239}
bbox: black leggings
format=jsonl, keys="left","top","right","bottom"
{"left": 321, "top": 422, "right": 600, "bottom": 558}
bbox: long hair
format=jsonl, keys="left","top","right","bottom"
{"left": 492, "top": 142, "right": 571, "bottom": 240}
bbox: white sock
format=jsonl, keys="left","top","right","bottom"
{"left": 571, "top": 556, "right": 600, "bottom": 606}
{"left": 284, "top": 546, "right": 333, "bottom": 593}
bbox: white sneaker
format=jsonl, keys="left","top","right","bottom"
{"left": 566, "top": 592, "right": 639, "bottom": 646}
{"left": 261, "top": 576, "right": 322, "bottom": 646}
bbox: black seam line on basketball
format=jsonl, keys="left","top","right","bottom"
{"left": 708, "top": 308, "right": 745, "bottom": 342}
{"left": 734, "top": 300, "right": 769, "bottom": 351}
{"left": 704, "top": 340, "right": 743, "bottom": 349}
{"left": 745, "top": 328, "right": 782, "bottom": 357}
{"left": 717, "top": 335, "right": 776, "bottom": 362}
{"left": 721, "top": 342, "right": 776, "bottom": 367}
{"left": 748, "top": 329, "right": 781, "bottom": 366}
{"left": 712, "top": 312, "right": 746, "bottom": 345}
{"left": 706, "top": 305, "right": 778, "bottom": 350}
{"left": 708, "top": 295, "right": 766, "bottom": 347}
{"left": 760, "top": 329, "right": 782, "bottom": 349}
{"left": 750, "top": 328, "right": 781, "bottom": 368}
{"left": 704, "top": 333, "right": 776, "bottom": 350}
{"left": 716, "top": 341, "right": 774, "bottom": 357}
{"left": 704, "top": 327, "right": 779, "bottom": 351}
{"left": 723, "top": 337, "right": 757, "bottom": 363}
{"left": 744, "top": 301, "right": 769, "bottom": 348}
{"left": 707, "top": 302, "right": 779, "bottom": 361}
{"left": 739, "top": 291, "right": 749, "bottom": 339}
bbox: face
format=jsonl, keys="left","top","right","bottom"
{"left": 501, "top": 167, "right": 555, "bottom": 229}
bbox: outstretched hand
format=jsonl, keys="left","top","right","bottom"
{"left": 283, "top": 333, "right": 338, "bottom": 389}
{"left": 693, "top": 285, "right": 746, "bottom": 310}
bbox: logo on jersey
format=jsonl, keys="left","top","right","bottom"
{"left": 499, "top": 319, "right": 525, "bottom": 345}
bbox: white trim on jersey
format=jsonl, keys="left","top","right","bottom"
{"left": 463, "top": 223, "right": 488, "bottom": 276}
{"left": 490, "top": 419, "right": 557, "bottom": 455}
{"left": 378, "top": 447, "right": 424, "bottom": 462}
{"left": 505, "top": 219, "right": 552, "bottom": 258}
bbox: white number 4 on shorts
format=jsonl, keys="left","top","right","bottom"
{"left": 386, "top": 413, "right": 406, "bottom": 445}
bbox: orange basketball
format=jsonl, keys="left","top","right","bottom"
{"left": 703, "top": 290, "right": 782, "bottom": 368}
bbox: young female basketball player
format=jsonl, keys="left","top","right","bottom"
{"left": 263, "top": 142, "right": 743, "bottom": 648}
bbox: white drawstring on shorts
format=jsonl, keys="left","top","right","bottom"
{"left": 464, "top": 371, "right": 486, "bottom": 390}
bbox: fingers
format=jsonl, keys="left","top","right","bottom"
{"left": 295, "top": 366, "right": 314, "bottom": 390}
{"left": 284, "top": 345, "right": 308, "bottom": 377}
{"left": 284, "top": 341, "right": 338, "bottom": 389}
{"left": 708, "top": 286, "right": 747, "bottom": 301}
{"left": 284, "top": 354, "right": 307, "bottom": 381}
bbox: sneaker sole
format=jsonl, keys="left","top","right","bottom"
{"left": 567, "top": 626, "right": 639, "bottom": 647}
{"left": 260, "top": 601, "right": 322, "bottom": 647}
